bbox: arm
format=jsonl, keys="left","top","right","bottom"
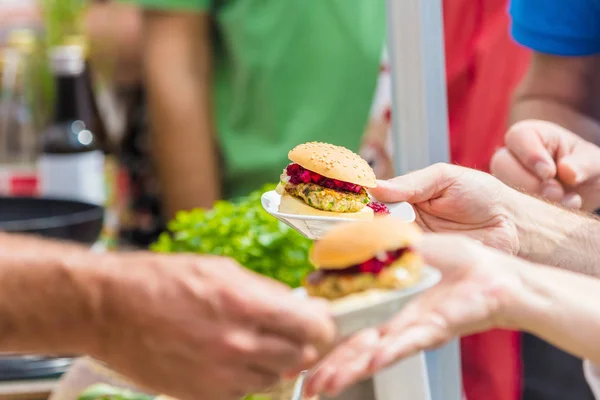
{"left": 508, "top": 189, "right": 600, "bottom": 277}
{"left": 0, "top": 233, "right": 104, "bottom": 354}
{"left": 304, "top": 233, "right": 600, "bottom": 396}
{"left": 85, "top": 1, "right": 143, "bottom": 87}
{"left": 507, "top": 259, "right": 600, "bottom": 365}
{"left": 143, "top": 10, "right": 219, "bottom": 219}
{"left": 508, "top": 0, "right": 600, "bottom": 144}
{"left": 0, "top": 233, "right": 335, "bottom": 399}
{"left": 370, "top": 163, "right": 600, "bottom": 276}
{"left": 510, "top": 53, "right": 600, "bottom": 145}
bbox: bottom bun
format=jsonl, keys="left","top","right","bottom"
{"left": 304, "top": 251, "right": 422, "bottom": 300}
{"left": 278, "top": 193, "right": 374, "bottom": 220}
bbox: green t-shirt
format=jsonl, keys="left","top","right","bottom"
{"left": 137, "top": 0, "right": 386, "bottom": 199}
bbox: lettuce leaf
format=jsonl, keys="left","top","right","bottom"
{"left": 77, "top": 384, "right": 154, "bottom": 400}
{"left": 150, "top": 184, "right": 313, "bottom": 288}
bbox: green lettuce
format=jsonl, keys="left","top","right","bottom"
{"left": 77, "top": 384, "right": 154, "bottom": 400}
{"left": 150, "top": 184, "right": 313, "bottom": 288}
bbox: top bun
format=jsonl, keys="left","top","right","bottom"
{"left": 310, "top": 216, "right": 423, "bottom": 269}
{"left": 288, "top": 142, "right": 377, "bottom": 188}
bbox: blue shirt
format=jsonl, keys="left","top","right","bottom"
{"left": 510, "top": 0, "right": 600, "bottom": 56}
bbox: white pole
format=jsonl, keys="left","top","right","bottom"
{"left": 386, "top": 0, "right": 463, "bottom": 399}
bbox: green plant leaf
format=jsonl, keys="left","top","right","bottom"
{"left": 150, "top": 184, "right": 314, "bottom": 288}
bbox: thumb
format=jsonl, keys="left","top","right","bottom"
{"left": 504, "top": 120, "right": 559, "bottom": 180}
{"left": 369, "top": 163, "right": 458, "bottom": 204}
{"left": 557, "top": 142, "right": 600, "bottom": 186}
{"left": 413, "top": 234, "right": 483, "bottom": 274}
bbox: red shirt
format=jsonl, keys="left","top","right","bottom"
{"left": 444, "top": 1, "right": 530, "bottom": 399}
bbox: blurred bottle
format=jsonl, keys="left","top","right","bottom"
{"left": 38, "top": 45, "right": 106, "bottom": 205}
{"left": 0, "top": 28, "right": 39, "bottom": 197}
{"left": 63, "top": 35, "right": 122, "bottom": 249}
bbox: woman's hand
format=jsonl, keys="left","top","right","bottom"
{"left": 304, "top": 234, "right": 526, "bottom": 397}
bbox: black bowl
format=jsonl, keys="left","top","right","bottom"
{"left": 0, "top": 196, "right": 104, "bottom": 245}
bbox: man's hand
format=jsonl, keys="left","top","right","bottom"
{"left": 370, "top": 163, "right": 521, "bottom": 255}
{"left": 304, "top": 235, "right": 524, "bottom": 397}
{"left": 491, "top": 119, "right": 600, "bottom": 211}
{"left": 370, "top": 163, "right": 600, "bottom": 276}
{"left": 93, "top": 253, "right": 336, "bottom": 400}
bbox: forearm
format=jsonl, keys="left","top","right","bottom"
{"left": 0, "top": 234, "right": 106, "bottom": 355}
{"left": 506, "top": 261, "right": 600, "bottom": 365}
{"left": 85, "top": 2, "right": 142, "bottom": 86}
{"left": 147, "top": 79, "right": 219, "bottom": 218}
{"left": 510, "top": 190, "right": 600, "bottom": 276}
{"left": 510, "top": 97, "right": 600, "bottom": 145}
{"left": 143, "top": 13, "right": 219, "bottom": 219}
{"left": 509, "top": 53, "right": 600, "bottom": 145}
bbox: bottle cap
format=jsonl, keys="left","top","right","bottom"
{"left": 49, "top": 45, "right": 85, "bottom": 76}
{"left": 63, "top": 34, "right": 90, "bottom": 59}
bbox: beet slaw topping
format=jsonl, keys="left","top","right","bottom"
{"left": 306, "top": 248, "right": 408, "bottom": 284}
{"left": 286, "top": 163, "right": 363, "bottom": 193}
{"left": 367, "top": 201, "right": 390, "bottom": 215}
{"left": 285, "top": 163, "right": 391, "bottom": 214}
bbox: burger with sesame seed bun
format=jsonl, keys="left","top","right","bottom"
{"left": 276, "top": 142, "right": 390, "bottom": 219}
{"left": 304, "top": 216, "right": 423, "bottom": 300}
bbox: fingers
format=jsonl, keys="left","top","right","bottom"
{"left": 370, "top": 324, "right": 447, "bottom": 372}
{"left": 490, "top": 148, "right": 543, "bottom": 193}
{"left": 413, "top": 234, "right": 481, "bottom": 273}
{"left": 491, "top": 148, "right": 572, "bottom": 204}
{"left": 221, "top": 270, "right": 336, "bottom": 352}
{"left": 235, "top": 368, "right": 280, "bottom": 394}
{"left": 557, "top": 142, "right": 600, "bottom": 186}
{"left": 245, "top": 335, "right": 317, "bottom": 373}
{"left": 254, "top": 294, "right": 336, "bottom": 353}
{"left": 504, "top": 120, "right": 560, "bottom": 180}
{"left": 369, "top": 163, "right": 461, "bottom": 203}
{"left": 305, "top": 329, "right": 380, "bottom": 397}
{"left": 561, "top": 192, "right": 583, "bottom": 209}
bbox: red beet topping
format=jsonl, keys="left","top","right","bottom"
{"left": 286, "top": 163, "right": 363, "bottom": 193}
{"left": 331, "top": 248, "right": 406, "bottom": 275}
{"left": 306, "top": 248, "right": 408, "bottom": 285}
{"left": 367, "top": 201, "right": 390, "bottom": 215}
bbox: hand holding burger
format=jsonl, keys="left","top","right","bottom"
{"left": 370, "top": 163, "right": 522, "bottom": 255}
{"left": 305, "top": 233, "right": 600, "bottom": 397}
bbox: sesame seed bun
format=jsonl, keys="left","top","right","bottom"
{"left": 278, "top": 193, "right": 374, "bottom": 220}
{"left": 310, "top": 216, "right": 423, "bottom": 269}
{"left": 288, "top": 142, "right": 377, "bottom": 188}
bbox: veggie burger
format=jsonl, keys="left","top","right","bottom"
{"left": 305, "top": 216, "right": 423, "bottom": 300}
{"left": 276, "top": 142, "right": 389, "bottom": 219}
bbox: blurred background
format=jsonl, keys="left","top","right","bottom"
{"left": 0, "top": 1, "right": 592, "bottom": 400}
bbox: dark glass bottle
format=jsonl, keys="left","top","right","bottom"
{"left": 38, "top": 45, "right": 105, "bottom": 205}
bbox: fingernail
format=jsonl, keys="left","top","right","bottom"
{"left": 562, "top": 193, "right": 583, "bottom": 209}
{"left": 571, "top": 167, "right": 583, "bottom": 185}
{"left": 375, "top": 179, "right": 391, "bottom": 188}
{"left": 534, "top": 162, "right": 553, "bottom": 179}
{"left": 541, "top": 185, "right": 562, "bottom": 200}
{"left": 298, "top": 345, "right": 319, "bottom": 368}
